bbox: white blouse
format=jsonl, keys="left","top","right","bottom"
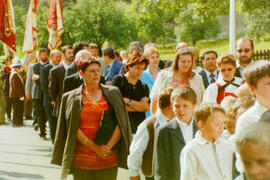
{"left": 203, "top": 76, "right": 244, "bottom": 104}
{"left": 150, "top": 70, "right": 205, "bottom": 105}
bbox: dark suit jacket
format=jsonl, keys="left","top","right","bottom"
{"left": 49, "top": 64, "right": 66, "bottom": 117}
{"left": 9, "top": 71, "right": 25, "bottom": 98}
{"left": 62, "top": 72, "right": 105, "bottom": 94}
{"left": 103, "top": 60, "right": 122, "bottom": 82}
{"left": 65, "top": 61, "right": 77, "bottom": 77}
{"left": 235, "top": 67, "right": 242, "bottom": 78}
{"left": 155, "top": 119, "right": 197, "bottom": 180}
{"left": 33, "top": 61, "right": 49, "bottom": 100}
{"left": 1, "top": 67, "right": 10, "bottom": 96}
{"left": 199, "top": 70, "right": 219, "bottom": 89}
{"left": 51, "top": 84, "right": 132, "bottom": 179}
{"left": 40, "top": 63, "right": 53, "bottom": 106}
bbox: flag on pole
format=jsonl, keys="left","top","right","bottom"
{"left": 48, "top": 0, "right": 64, "bottom": 51}
{"left": 0, "top": 0, "right": 16, "bottom": 53}
{"left": 22, "top": 0, "right": 38, "bottom": 71}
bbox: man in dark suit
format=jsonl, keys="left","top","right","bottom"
{"left": 103, "top": 48, "right": 122, "bottom": 85}
{"left": 235, "top": 37, "right": 254, "bottom": 79}
{"left": 199, "top": 50, "right": 218, "bottom": 89}
{"left": 1, "top": 57, "right": 12, "bottom": 121}
{"left": 48, "top": 46, "right": 75, "bottom": 127}
{"left": 9, "top": 59, "right": 25, "bottom": 127}
{"left": 65, "top": 42, "right": 88, "bottom": 77}
{"left": 32, "top": 48, "right": 49, "bottom": 139}
{"left": 40, "top": 50, "right": 61, "bottom": 142}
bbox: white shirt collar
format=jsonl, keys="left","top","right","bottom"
{"left": 254, "top": 101, "right": 269, "bottom": 117}
{"left": 62, "top": 61, "right": 71, "bottom": 70}
{"left": 176, "top": 117, "right": 193, "bottom": 127}
{"left": 205, "top": 69, "right": 218, "bottom": 77}
{"left": 195, "top": 131, "right": 223, "bottom": 145}
{"left": 236, "top": 59, "right": 254, "bottom": 69}
{"left": 156, "top": 110, "right": 170, "bottom": 127}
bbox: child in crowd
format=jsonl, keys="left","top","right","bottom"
{"left": 235, "top": 122, "right": 270, "bottom": 180}
{"left": 155, "top": 86, "right": 197, "bottom": 180}
{"left": 234, "top": 60, "right": 270, "bottom": 173}
{"left": 180, "top": 103, "right": 233, "bottom": 180}
{"left": 128, "top": 87, "right": 175, "bottom": 180}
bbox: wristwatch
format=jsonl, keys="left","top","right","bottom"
{"left": 127, "top": 99, "right": 132, "bottom": 106}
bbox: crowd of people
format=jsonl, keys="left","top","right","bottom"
{"left": 0, "top": 37, "right": 270, "bottom": 180}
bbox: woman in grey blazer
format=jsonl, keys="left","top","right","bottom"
{"left": 51, "top": 58, "right": 132, "bottom": 180}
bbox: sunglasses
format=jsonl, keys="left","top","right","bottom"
{"left": 237, "top": 48, "right": 251, "bottom": 53}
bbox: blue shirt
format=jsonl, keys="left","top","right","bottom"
{"left": 139, "top": 67, "right": 160, "bottom": 118}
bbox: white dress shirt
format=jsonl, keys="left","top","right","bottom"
{"left": 180, "top": 132, "right": 233, "bottom": 180}
{"left": 233, "top": 100, "right": 268, "bottom": 172}
{"left": 176, "top": 117, "right": 194, "bottom": 144}
{"left": 127, "top": 111, "right": 170, "bottom": 177}
{"left": 192, "top": 66, "right": 203, "bottom": 74}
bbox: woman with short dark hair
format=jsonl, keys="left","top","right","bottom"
{"left": 111, "top": 53, "right": 150, "bottom": 133}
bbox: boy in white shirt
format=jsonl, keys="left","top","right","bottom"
{"left": 234, "top": 60, "right": 270, "bottom": 172}
{"left": 128, "top": 87, "right": 175, "bottom": 180}
{"left": 155, "top": 86, "right": 197, "bottom": 180}
{"left": 180, "top": 103, "right": 233, "bottom": 180}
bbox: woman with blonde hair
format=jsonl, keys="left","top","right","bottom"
{"left": 140, "top": 47, "right": 161, "bottom": 117}
{"left": 150, "top": 48, "right": 205, "bottom": 114}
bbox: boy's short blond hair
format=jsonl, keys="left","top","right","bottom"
{"left": 233, "top": 96, "right": 255, "bottom": 117}
{"left": 243, "top": 60, "right": 270, "bottom": 88}
{"left": 171, "top": 86, "right": 197, "bottom": 105}
{"left": 216, "top": 53, "right": 236, "bottom": 68}
{"left": 236, "top": 83, "right": 252, "bottom": 98}
{"left": 236, "top": 122, "right": 270, "bottom": 151}
{"left": 220, "top": 96, "right": 237, "bottom": 113}
{"left": 158, "top": 87, "right": 174, "bottom": 109}
{"left": 194, "top": 103, "right": 225, "bottom": 126}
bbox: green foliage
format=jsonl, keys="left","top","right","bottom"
{"left": 175, "top": 10, "right": 221, "bottom": 45}
{"left": 62, "top": 0, "right": 137, "bottom": 49}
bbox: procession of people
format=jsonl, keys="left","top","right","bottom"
{"left": 1, "top": 37, "right": 270, "bottom": 180}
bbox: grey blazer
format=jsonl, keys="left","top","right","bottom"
{"left": 25, "top": 64, "right": 37, "bottom": 99}
{"left": 51, "top": 84, "right": 132, "bottom": 179}
{"left": 155, "top": 119, "right": 197, "bottom": 180}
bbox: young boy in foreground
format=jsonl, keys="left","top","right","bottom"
{"left": 180, "top": 103, "right": 233, "bottom": 180}
{"left": 155, "top": 86, "right": 197, "bottom": 180}
{"left": 235, "top": 122, "right": 270, "bottom": 180}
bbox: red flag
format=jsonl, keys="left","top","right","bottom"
{"left": 48, "top": 0, "right": 64, "bottom": 51}
{"left": 0, "top": 0, "right": 16, "bottom": 53}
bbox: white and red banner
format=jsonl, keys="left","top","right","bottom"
{"left": 48, "top": 0, "right": 64, "bottom": 51}
{"left": 22, "top": 0, "right": 38, "bottom": 71}
{"left": 0, "top": 0, "right": 16, "bottom": 53}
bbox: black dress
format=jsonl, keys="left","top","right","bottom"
{"left": 111, "top": 74, "right": 149, "bottom": 133}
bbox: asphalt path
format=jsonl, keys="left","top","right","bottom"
{"left": 0, "top": 120, "right": 131, "bottom": 180}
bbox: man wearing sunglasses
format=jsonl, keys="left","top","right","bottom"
{"left": 236, "top": 37, "right": 254, "bottom": 78}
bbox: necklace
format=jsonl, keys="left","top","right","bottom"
{"left": 84, "top": 87, "right": 101, "bottom": 101}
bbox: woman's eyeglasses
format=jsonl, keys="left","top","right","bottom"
{"left": 237, "top": 48, "right": 251, "bottom": 53}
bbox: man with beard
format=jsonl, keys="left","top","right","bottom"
{"left": 235, "top": 37, "right": 254, "bottom": 79}
{"left": 32, "top": 48, "right": 50, "bottom": 139}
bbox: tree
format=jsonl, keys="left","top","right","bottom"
{"left": 62, "top": 0, "right": 138, "bottom": 51}
{"left": 175, "top": 9, "right": 221, "bottom": 45}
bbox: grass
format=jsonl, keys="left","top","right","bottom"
{"left": 158, "top": 34, "right": 270, "bottom": 61}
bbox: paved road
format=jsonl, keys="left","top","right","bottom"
{"left": 0, "top": 120, "right": 130, "bottom": 180}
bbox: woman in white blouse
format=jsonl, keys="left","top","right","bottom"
{"left": 150, "top": 48, "right": 205, "bottom": 114}
{"left": 203, "top": 53, "right": 245, "bottom": 104}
